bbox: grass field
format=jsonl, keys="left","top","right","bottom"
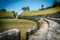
{"left": 21, "top": 6, "right": 60, "bottom": 16}
{"left": 0, "top": 11, "right": 13, "bottom": 16}
{"left": 0, "top": 19, "right": 36, "bottom": 40}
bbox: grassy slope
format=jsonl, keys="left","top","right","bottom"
{"left": 21, "top": 6, "right": 60, "bottom": 16}
{"left": 0, "top": 19, "right": 36, "bottom": 40}
{"left": 0, "top": 11, "right": 13, "bottom": 16}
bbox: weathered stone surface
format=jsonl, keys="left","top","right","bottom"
{"left": 0, "top": 33, "right": 3, "bottom": 40}
{"left": 0, "top": 29, "right": 20, "bottom": 40}
{"left": 26, "top": 26, "right": 37, "bottom": 40}
{"left": 28, "top": 18, "right": 60, "bottom": 40}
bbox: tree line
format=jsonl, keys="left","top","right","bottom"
{"left": 22, "top": 0, "right": 60, "bottom": 11}
{"left": 0, "top": 9, "right": 18, "bottom": 18}
{"left": 0, "top": 0, "right": 60, "bottom": 18}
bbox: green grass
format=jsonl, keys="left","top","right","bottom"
{"left": 0, "top": 19, "right": 36, "bottom": 40}
{"left": 21, "top": 6, "right": 60, "bottom": 16}
{"left": 0, "top": 11, "right": 13, "bottom": 16}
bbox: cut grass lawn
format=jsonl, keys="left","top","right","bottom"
{"left": 0, "top": 19, "right": 36, "bottom": 40}
{"left": 21, "top": 6, "right": 60, "bottom": 16}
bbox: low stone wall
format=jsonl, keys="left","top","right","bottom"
{"left": 0, "top": 16, "right": 14, "bottom": 19}
{"left": 0, "top": 29, "right": 20, "bottom": 40}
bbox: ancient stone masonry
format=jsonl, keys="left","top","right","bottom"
{"left": 27, "top": 18, "right": 60, "bottom": 40}
{"left": 26, "top": 26, "right": 38, "bottom": 40}
{"left": 0, "top": 29, "right": 20, "bottom": 40}
{"left": 47, "top": 19, "right": 60, "bottom": 40}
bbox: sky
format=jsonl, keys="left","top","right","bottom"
{"left": 0, "top": 0, "right": 55, "bottom": 15}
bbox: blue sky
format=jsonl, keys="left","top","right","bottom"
{"left": 0, "top": 0, "right": 55, "bottom": 15}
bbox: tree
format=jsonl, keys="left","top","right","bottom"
{"left": 22, "top": 7, "right": 26, "bottom": 11}
{"left": 22, "top": 6, "right": 30, "bottom": 12}
{"left": 52, "top": 0, "right": 60, "bottom": 7}
{"left": 1, "top": 9, "right": 6, "bottom": 11}
{"left": 27, "top": 6, "right": 30, "bottom": 11}
{"left": 41, "top": 4, "right": 44, "bottom": 10}
{"left": 53, "top": 0, "right": 58, "bottom": 7}
{"left": 12, "top": 11, "right": 16, "bottom": 18}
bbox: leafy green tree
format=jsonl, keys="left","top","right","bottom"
{"left": 41, "top": 4, "right": 44, "bottom": 10}
{"left": 53, "top": 0, "right": 58, "bottom": 7}
{"left": 27, "top": 6, "right": 30, "bottom": 11}
{"left": 22, "top": 6, "right": 30, "bottom": 12}
{"left": 52, "top": 0, "right": 60, "bottom": 7}
{"left": 1, "top": 9, "right": 6, "bottom": 11}
{"left": 22, "top": 7, "right": 26, "bottom": 11}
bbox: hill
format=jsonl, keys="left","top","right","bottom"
{"left": 0, "top": 11, "right": 13, "bottom": 17}
{"left": 21, "top": 6, "right": 60, "bottom": 16}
